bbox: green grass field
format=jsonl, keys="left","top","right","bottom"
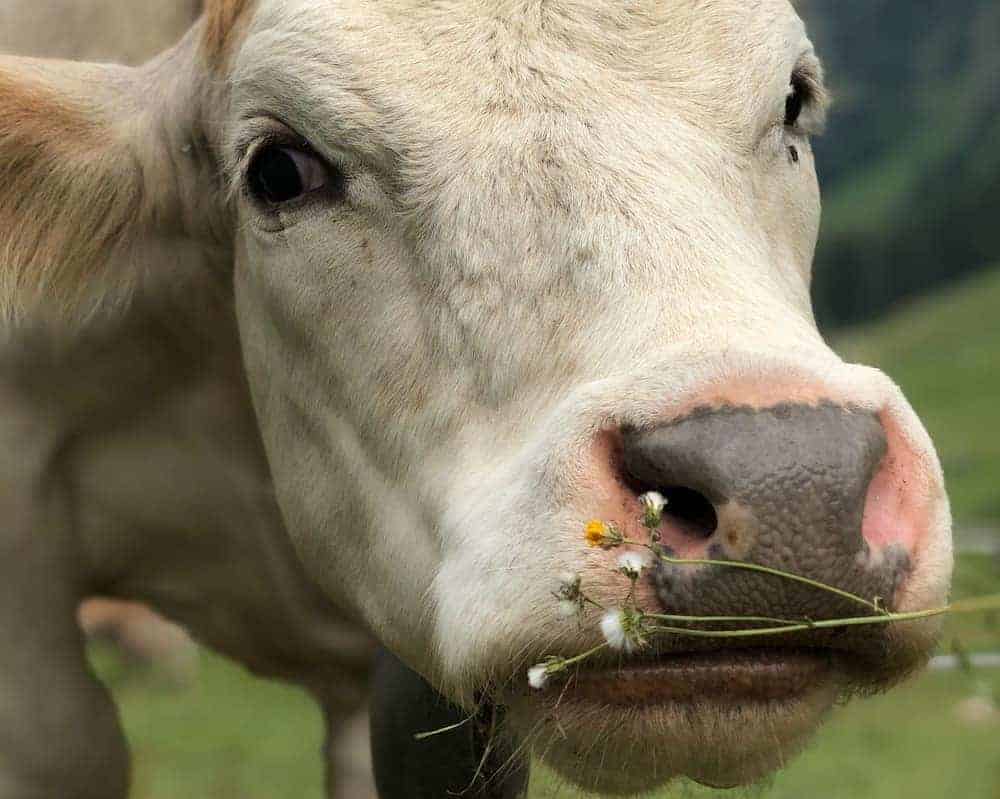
{"left": 100, "top": 655, "right": 1000, "bottom": 799}
{"left": 92, "top": 270, "right": 1000, "bottom": 798}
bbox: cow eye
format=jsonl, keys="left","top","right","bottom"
{"left": 784, "top": 74, "right": 808, "bottom": 128}
{"left": 247, "top": 144, "right": 332, "bottom": 205}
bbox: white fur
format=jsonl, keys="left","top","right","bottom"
{"left": 0, "top": 1, "right": 952, "bottom": 795}
{"left": 226, "top": 3, "right": 950, "bottom": 790}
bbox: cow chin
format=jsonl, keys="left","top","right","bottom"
{"left": 504, "top": 674, "right": 843, "bottom": 794}
{"left": 494, "top": 616, "right": 939, "bottom": 795}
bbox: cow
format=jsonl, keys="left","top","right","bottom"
{"left": 0, "top": 1, "right": 953, "bottom": 797}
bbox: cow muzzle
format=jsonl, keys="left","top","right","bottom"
{"left": 509, "top": 385, "right": 950, "bottom": 785}
{"left": 563, "top": 398, "right": 945, "bottom": 699}
{"left": 621, "top": 402, "right": 906, "bottom": 622}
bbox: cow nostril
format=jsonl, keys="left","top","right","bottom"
{"left": 657, "top": 486, "right": 718, "bottom": 539}
{"left": 620, "top": 468, "right": 718, "bottom": 539}
{"left": 614, "top": 433, "right": 719, "bottom": 540}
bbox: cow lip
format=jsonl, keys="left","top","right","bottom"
{"left": 531, "top": 649, "right": 835, "bottom": 704}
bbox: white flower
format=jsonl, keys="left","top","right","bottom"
{"left": 559, "top": 571, "right": 580, "bottom": 588}
{"left": 600, "top": 607, "right": 647, "bottom": 653}
{"left": 639, "top": 491, "right": 667, "bottom": 528}
{"left": 553, "top": 572, "right": 583, "bottom": 617}
{"left": 640, "top": 491, "right": 667, "bottom": 512}
{"left": 558, "top": 598, "right": 580, "bottom": 618}
{"left": 557, "top": 572, "right": 582, "bottom": 599}
{"left": 617, "top": 550, "right": 650, "bottom": 580}
{"left": 601, "top": 609, "right": 631, "bottom": 652}
{"left": 528, "top": 664, "right": 550, "bottom": 690}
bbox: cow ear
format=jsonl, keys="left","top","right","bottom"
{"left": 0, "top": 49, "right": 230, "bottom": 324}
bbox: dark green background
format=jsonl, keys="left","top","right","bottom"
{"left": 802, "top": 0, "right": 1000, "bottom": 329}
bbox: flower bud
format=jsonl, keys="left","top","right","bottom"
{"left": 639, "top": 491, "right": 667, "bottom": 529}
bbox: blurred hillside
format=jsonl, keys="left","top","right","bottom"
{"left": 800, "top": 0, "right": 1000, "bottom": 329}
{"left": 835, "top": 267, "right": 1000, "bottom": 525}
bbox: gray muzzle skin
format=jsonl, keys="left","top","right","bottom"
{"left": 621, "top": 402, "right": 910, "bottom": 623}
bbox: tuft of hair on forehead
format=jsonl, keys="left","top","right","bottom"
{"left": 0, "top": 67, "right": 145, "bottom": 322}
{"left": 201, "top": 0, "right": 257, "bottom": 69}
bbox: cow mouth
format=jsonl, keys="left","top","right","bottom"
{"left": 536, "top": 648, "right": 834, "bottom": 705}
{"left": 508, "top": 645, "right": 850, "bottom": 793}
{"left": 505, "top": 630, "right": 935, "bottom": 793}
{"left": 517, "top": 623, "right": 933, "bottom": 708}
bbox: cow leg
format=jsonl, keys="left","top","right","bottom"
{"left": 300, "top": 643, "right": 377, "bottom": 799}
{"left": 321, "top": 705, "right": 377, "bottom": 799}
{"left": 0, "top": 415, "right": 128, "bottom": 799}
{"left": 369, "top": 649, "right": 530, "bottom": 799}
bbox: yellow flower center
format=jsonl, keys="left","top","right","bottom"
{"left": 585, "top": 520, "right": 609, "bottom": 547}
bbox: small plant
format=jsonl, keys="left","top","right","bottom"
{"left": 528, "top": 492, "right": 1000, "bottom": 688}
{"left": 414, "top": 496, "right": 999, "bottom": 743}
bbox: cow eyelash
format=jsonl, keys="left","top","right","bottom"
{"left": 785, "top": 74, "right": 809, "bottom": 128}
{"left": 783, "top": 63, "right": 828, "bottom": 136}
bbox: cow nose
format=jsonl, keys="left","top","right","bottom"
{"left": 620, "top": 402, "right": 907, "bottom": 618}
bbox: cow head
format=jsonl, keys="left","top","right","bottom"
{"left": 0, "top": 0, "right": 952, "bottom": 792}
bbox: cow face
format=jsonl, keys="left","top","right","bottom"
{"left": 216, "top": 0, "right": 952, "bottom": 791}
{"left": 0, "top": 0, "right": 948, "bottom": 792}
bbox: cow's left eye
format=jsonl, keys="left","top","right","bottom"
{"left": 784, "top": 73, "right": 809, "bottom": 128}
{"left": 247, "top": 144, "right": 331, "bottom": 205}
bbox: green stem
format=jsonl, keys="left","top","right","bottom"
{"left": 645, "top": 613, "right": 804, "bottom": 627}
{"left": 583, "top": 596, "right": 607, "bottom": 612}
{"left": 535, "top": 595, "right": 1000, "bottom": 686}
{"left": 648, "top": 605, "right": 948, "bottom": 640}
{"left": 413, "top": 714, "right": 476, "bottom": 741}
{"left": 551, "top": 642, "right": 610, "bottom": 672}
{"left": 623, "top": 538, "right": 883, "bottom": 614}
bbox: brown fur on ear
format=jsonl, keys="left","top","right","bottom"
{"left": 0, "top": 67, "right": 144, "bottom": 322}
{"left": 201, "top": 0, "right": 257, "bottom": 70}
